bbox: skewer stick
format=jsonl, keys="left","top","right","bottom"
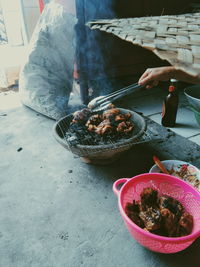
{"left": 153, "top": 156, "right": 170, "bottom": 175}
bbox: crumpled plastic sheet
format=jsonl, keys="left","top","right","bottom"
{"left": 19, "top": 1, "right": 77, "bottom": 120}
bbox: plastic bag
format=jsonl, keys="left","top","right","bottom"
{"left": 19, "top": 1, "right": 77, "bottom": 120}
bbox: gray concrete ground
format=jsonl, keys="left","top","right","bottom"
{"left": 0, "top": 89, "right": 200, "bottom": 267}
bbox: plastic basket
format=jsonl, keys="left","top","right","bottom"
{"left": 113, "top": 173, "right": 200, "bottom": 254}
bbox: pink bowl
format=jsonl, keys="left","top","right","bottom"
{"left": 113, "top": 173, "right": 200, "bottom": 254}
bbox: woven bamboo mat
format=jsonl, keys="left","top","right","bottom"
{"left": 87, "top": 13, "right": 200, "bottom": 77}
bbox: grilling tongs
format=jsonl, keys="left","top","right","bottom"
{"left": 88, "top": 83, "right": 144, "bottom": 111}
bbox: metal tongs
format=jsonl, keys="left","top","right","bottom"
{"left": 88, "top": 83, "right": 144, "bottom": 111}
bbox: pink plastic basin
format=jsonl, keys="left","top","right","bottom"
{"left": 113, "top": 173, "right": 200, "bottom": 254}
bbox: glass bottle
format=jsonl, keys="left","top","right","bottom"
{"left": 161, "top": 79, "right": 179, "bottom": 127}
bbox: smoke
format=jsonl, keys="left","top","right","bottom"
{"left": 75, "top": 0, "right": 194, "bottom": 105}
{"left": 75, "top": 0, "right": 119, "bottom": 103}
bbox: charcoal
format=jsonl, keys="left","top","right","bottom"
{"left": 65, "top": 106, "right": 134, "bottom": 146}
{"left": 66, "top": 135, "right": 79, "bottom": 146}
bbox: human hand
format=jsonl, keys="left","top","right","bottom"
{"left": 138, "top": 66, "right": 175, "bottom": 89}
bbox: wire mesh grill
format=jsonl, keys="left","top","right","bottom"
{"left": 53, "top": 108, "right": 160, "bottom": 158}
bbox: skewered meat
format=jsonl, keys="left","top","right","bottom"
{"left": 128, "top": 212, "right": 145, "bottom": 228}
{"left": 159, "top": 196, "right": 183, "bottom": 219}
{"left": 125, "top": 200, "right": 140, "bottom": 213}
{"left": 72, "top": 108, "right": 91, "bottom": 124}
{"left": 116, "top": 121, "right": 133, "bottom": 133}
{"left": 95, "top": 119, "right": 112, "bottom": 135}
{"left": 125, "top": 187, "right": 193, "bottom": 237}
{"left": 85, "top": 114, "right": 103, "bottom": 127}
{"left": 87, "top": 124, "right": 97, "bottom": 132}
{"left": 103, "top": 108, "right": 120, "bottom": 119}
{"left": 115, "top": 114, "right": 127, "bottom": 122}
{"left": 160, "top": 208, "right": 178, "bottom": 237}
{"left": 178, "top": 212, "right": 193, "bottom": 236}
{"left": 125, "top": 201, "right": 144, "bottom": 228}
{"left": 139, "top": 208, "right": 161, "bottom": 231}
{"left": 66, "top": 104, "right": 134, "bottom": 145}
{"left": 115, "top": 113, "right": 131, "bottom": 122}
{"left": 140, "top": 188, "right": 158, "bottom": 210}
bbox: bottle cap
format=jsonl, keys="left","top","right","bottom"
{"left": 169, "top": 85, "right": 175, "bottom": 92}
{"left": 170, "top": 79, "right": 178, "bottom": 83}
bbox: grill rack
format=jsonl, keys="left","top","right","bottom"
{"left": 64, "top": 126, "right": 160, "bottom": 157}
{"left": 53, "top": 109, "right": 161, "bottom": 158}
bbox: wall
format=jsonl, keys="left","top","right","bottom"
{"left": 21, "top": 0, "right": 41, "bottom": 43}
{"left": 0, "top": 0, "right": 41, "bottom": 87}
{"left": 0, "top": 0, "right": 24, "bottom": 45}
{"left": 0, "top": 0, "right": 41, "bottom": 45}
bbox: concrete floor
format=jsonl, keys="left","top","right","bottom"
{"left": 0, "top": 89, "right": 200, "bottom": 266}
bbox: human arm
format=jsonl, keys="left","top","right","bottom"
{"left": 138, "top": 66, "right": 200, "bottom": 88}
